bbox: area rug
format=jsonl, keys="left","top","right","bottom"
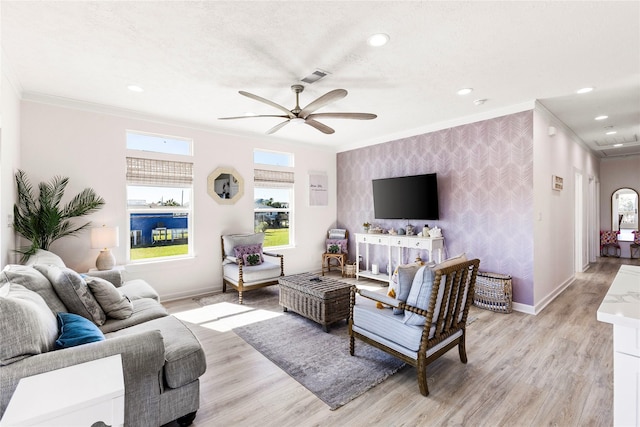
{"left": 194, "top": 287, "right": 405, "bottom": 410}
{"left": 233, "top": 313, "right": 405, "bottom": 410}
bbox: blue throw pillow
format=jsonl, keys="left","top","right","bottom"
{"left": 55, "top": 312, "right": 105, "bottom": 349}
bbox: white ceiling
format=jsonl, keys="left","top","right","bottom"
{"left": 2, "top": 1, "right": 639, "bottom": 156}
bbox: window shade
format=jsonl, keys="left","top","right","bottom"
{"left": 126, "top": 157, "right": 193, "bottom": 187}
{"left": 254, "top": 169, "right": 294, "bottom": 188}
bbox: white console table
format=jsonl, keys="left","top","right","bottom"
{"left": 0, "top": 354, "right": 125, "bottom": 427}
{"left": 597, "top": 264, "right": 640, "bottom": 427}
{"left": 355, "top": 233, "right": 445, "bottom": 284}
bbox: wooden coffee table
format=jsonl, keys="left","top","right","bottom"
{"left": 278, "top": 272, "right": 354, "bottom": 332}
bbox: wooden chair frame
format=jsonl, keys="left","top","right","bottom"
{"left": 220, "top": 237, "right": 284, "bottom": 304}
{"left": 349, "top": 259, "right": 480, "bottom": 396}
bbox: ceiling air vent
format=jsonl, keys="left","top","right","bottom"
{"left": 301, "top": 69, "right": 329, "bottom": 84}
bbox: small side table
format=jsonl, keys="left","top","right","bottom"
{"left": 321, "top": 252, "right": 347, "bottom": 277}
{"left": 0, "top": 354, "right": 125, "bottom": 427}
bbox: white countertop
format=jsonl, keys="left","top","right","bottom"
{"left": 597, "top": 265, "right": 640, "bottom": 329}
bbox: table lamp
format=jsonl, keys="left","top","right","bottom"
{"left": 91, "top": 225, "right": 119, "bottom": 270}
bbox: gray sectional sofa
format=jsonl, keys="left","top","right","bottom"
{"left": 0, "top": 250, "right": 206, "bottom": 426}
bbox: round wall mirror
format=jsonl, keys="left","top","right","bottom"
{"left": 207, "top": 167, "right": 244, "bottom": 205}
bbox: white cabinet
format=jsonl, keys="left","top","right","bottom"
{"left": 597, "top": 265, "right": 640, "bottom": 427}
{"left": 0, "top": 355, "right": 125, "bottom": 427}
{"left": 355, "top": 233, "right": 445, "bottom": 284}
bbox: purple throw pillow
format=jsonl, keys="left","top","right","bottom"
{"left": 234, "top": 244, "right": 264, "bottom": 263}
{"left": 325, "top": 239, "right": 347, "bottom": 254}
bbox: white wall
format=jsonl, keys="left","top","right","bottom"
{"left": 532, "top": 103, "right": 600, "bottom": 312}
{"left": 19, "top": 100, "right": 337, "bottom": 300}
{"left": 1, "top": 61, "right": 22, "bottom": 265}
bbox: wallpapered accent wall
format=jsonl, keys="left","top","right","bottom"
{"left": 337, "top": 110, "right": 534, "bottom": 305}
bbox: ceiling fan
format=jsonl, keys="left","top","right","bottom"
{"left": 219, "top": 84, "right": 377, "bottom": 135}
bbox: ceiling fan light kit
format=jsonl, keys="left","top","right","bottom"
{"left": 219, "top": 84, "right": 377, "bottom": 135}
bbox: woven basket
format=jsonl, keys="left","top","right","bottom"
{"left": 473, "top": 271, "right": 513, "bottom": 313}
{"left": 344, "top": 263, "right": 356, "bottom": 278}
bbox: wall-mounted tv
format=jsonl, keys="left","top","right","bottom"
{"left": 372, "top": 173, "right": 439, "bottom": 220}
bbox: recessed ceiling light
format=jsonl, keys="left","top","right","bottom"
{"left": 127, "top": 84, "right": 144, "bottom": 92}
{"left": 613, "top": 143, "right": 623, "bottom": 147}
{"left": 595, "top": 115, "right": 608, "bottom": 121}
{"left": 457, "top": 88, "right": 473, "bottom": 96}
{"left": 473, "top": 99, "right": 487, "bottom": 106}
{"left": 367, "top": 33, "right": 390, "bottom": 47}
{"left": 576, "top": 87, "right": 593, "bottom": 94}
{"left": 606, "top": 131, "right": 617, "bottom": 135}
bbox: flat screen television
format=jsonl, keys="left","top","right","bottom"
{"left": 372, "top": 173, "right": 439, "bottom": 220}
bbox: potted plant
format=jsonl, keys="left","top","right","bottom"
{"left": 363, "top": 222, "right": 371, "bottom": 233}
{"left": 13, "top": 169, "right": 105, "bottom": 262}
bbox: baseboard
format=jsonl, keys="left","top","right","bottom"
{"left": 161, "top": 287, "right": 222, "bottom": 303}
{"left": 512, "top": 302, "right": 535, "bottom": 315}
{"left": 532, "top": 275, "right": 576, "bottom": 314}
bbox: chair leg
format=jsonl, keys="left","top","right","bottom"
{"left": 349, "top": 335, "right": 355, "bottom": 356}
{"left": 417, "top": 357, "right": 429, "bottom": 396}
{"left": 222, "top": 281, "right": 227, "bottom": 293}
{"left": 238, "top": 291, "right": 243, "bottom": 305}
{"left": 458, "top": 334, "right": 468, "bottom": 363}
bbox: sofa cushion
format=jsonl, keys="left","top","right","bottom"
{"left": 34, "top": 265, "right": 106, "bottom": 326}
{"left": 1, "top": 265, "right": 67, "bottom": 314}
{"left": 24, "top": 249, "right": 66, "bottom": 268}
{"left": 222, "top": 233, "right": 264, "bottom": 258}
{"left": 82, "top": 269, "right": 123, "bottom": 287}
{"left": 105, "top": 315, "right": 206, "bottom": 389}
{"left": 403, "top": 266, "right": 435, "bottom": 326}
{"left": 85, "top": 276, "right": 133, "bottom": 319}
{"left": 117, "top": 279, "right": 160, "bottom": 302}
{"left": 223, "top": 260, "right": 281, "bottom": 284}
{"left": 353, "top": 301, "right": 424, "bottom": 352}
{"left": 55, "top": 312, "right": 105, "bottom": 349}
{"left": 99, "top": 298, "right": 168, "bottom": 334}
{"left": 0, "top": 283, "right": 58, "bottom": 365}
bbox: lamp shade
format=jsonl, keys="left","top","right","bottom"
{"left": 91, "top": 226, "right": 119, "bottom": 249}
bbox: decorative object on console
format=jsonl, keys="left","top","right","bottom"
{"left": 429, "top": 227, "right": 442, "bottom": 237}
{"left": 362, "top": 222, "right": 371, "bottom": 232}
{"left": 12, "top": 169, "right": 105, "bottom": 262}
{"left": 91, "top": 225, "right": 119, "bottom": 271}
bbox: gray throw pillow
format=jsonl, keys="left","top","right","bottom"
{"left": 34, "top": 265, "right": 107, "bottom": 326}
{"left": 0, "top": 283, "right": 58, "bottom": 365}
{"left": 393, "top": 264, "right": 421, "bottom": 315}
{"left": 403, "top": 265, "right": 435, "bottom": 326}
{"left": 85, "top": 276, "right": 133, "bottom": 320}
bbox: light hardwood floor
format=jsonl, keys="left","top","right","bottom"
{"left": 162, "top": 257, "right": 639, "bottom": 427}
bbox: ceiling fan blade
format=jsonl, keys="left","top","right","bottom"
{"left": 239, "top": 91, "right": 295, "bottom": 118}
{"left": 307, "top": 112, "right": 377, "bottom": 120}
{"left": 304, "top": 118, "right": 335, "bottom": 134}
{"left": 218, "top": 114, "right": 290, "bottom": 120}
{"left": 266, "top": 120, "right": 291, "bottom": 135}
{"left": 299, "top": 89, "right": 348, "bottom": 119}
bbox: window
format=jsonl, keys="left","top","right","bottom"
{"left": 126, "top": 132, "right": 193, "bottom": 261}
{"left": 254, "top": 150, "right": 294, "bottom": 248}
